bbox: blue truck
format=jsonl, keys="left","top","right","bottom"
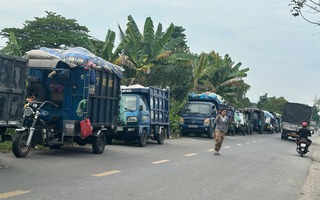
{"left": 179, "top": 94, "right": 228, "bottom": 138}
{"left": 109, "top": 85, "right": 170, "bottom": 147}
{"left": 7, "top": 47, "right": 123, "bottom": 157}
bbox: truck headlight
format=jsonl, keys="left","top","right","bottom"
{"left": 24, "top": 107, "right": 33, "bottom": 117}
{"left": 204, "top": 118, "right": 210, "bottom": 126}
{"left": 180, "top": 117, "right": 184, "bottom": 124}
{"left": 127, "top": 117, "right": 138, "bottom": 123}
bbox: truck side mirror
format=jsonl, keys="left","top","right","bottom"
{"left": 212, "top": 109, "right": 217, "bottom": 116}
{"left": 139, "top": 105, "right": 143, "bottom": 111}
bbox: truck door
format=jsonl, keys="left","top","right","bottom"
{"left": 139, "top": 97, "right": 150, "bottom": 125}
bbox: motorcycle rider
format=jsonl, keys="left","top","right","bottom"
{"left": 296, "top": 122, "right": 312, "bottom": 148}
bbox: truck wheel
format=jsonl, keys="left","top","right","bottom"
{"left": 157, "top": 129, "right": 165, "bottom": 144}
{"left": 208, "top": 130, "right": 214, "bottom": 139}
{"left": 12, "top": 131, "right": 30, "bottom": 158}
{"left": 92, "top": 132, "right": 106, "bottom": 154}
{"left": 259, "top": 128, "right": 262, "bottom": 134}
{"left": 138, "top": 129, "right": 147, "bottom": 147}
{"left": 250, "top": 128, "right": 253, "bottom": 135}
{"left": 242, "top": 128, "right": 246, "bottom": 136}
{"left": 26, "top": 83, "right": 47, "bottom": 102}
{"left": 49, "top": 145, "right": 61, "bottom": 149}
{"left": 232, "top": 127, "right": 235, "bottom": 136}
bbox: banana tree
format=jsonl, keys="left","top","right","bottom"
{"left": 71, "top": 29, "right": 119, "bottom": 62}
{"left": 0, "top": 32, "right": 22, "bottom": 57}
{"left": 114, "top": 15, "right": 191, "bottom": 85}
{"left": 200, "top": 53, "right": 249, "bottom": 94}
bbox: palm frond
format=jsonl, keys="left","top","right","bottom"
{"left": 143, "top": 17, "right": 154, "bottom": 54}
{"left": 160, "top": 37, "right": 184, "bottom": 53}
{"left": 156, "top": 50, "right": 171, "bottom": 61}
{"left": 220, "top": 77, "right": 243, "bottom": 87}
{"left": 71, "top": 32, "right": 97, "bottom": 55}
{"left": 195, "top": 53, "right": 207, "bottom": 78}
{"left": 127, "top": 15, "right": 143, "bottom": 59}
{"left": 114, "top": 55, "right": 137, "bottom": 70}
{"left": 101, "top": 29, "right": 115, "bottom": 61}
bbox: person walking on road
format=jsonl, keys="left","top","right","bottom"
{"left": 214, "top": 108, "right": 229, "bottom": 155}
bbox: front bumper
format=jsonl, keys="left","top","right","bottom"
{"left": 179, "top": 124, "right": 212, "bottom": 134}
{"left": 112, "top": 125, "right": 140, "bottom": 137}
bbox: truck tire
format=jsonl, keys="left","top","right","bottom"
{"left": 242, "top": 127, "right": 246, "bottom": 136}
{"left": 12, "top": 131, "right": 30, "bottom": 158}
{"left": 26, "top": 83, "right": 47, "bottom": 102}
{"left": 157, "top": 129, "right": 165, "bottom": 144}
{"left": 92, "top": 132, "right": 106, "bottom": 154}
{"left": 138, "top": 129, "right": 147, "bottom": 147}
{"left": 259, "top": 128, "right": 263, "bottom": 134}
{"left": 208, "top": 130, "right": 214, "bottom": 139}
{"left": 232, "top": 126, "right": 235, "bottom": 136}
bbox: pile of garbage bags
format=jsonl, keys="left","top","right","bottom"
{"left": 24, "top": 47, "right": 124, "bottom": 78}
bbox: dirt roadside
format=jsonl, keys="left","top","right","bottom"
{"left": 297, "top": 132, "right": 320, "bottom": 200}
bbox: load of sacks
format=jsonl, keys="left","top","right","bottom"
{"left": 188, "top": 92, "right": 226, "bottom": 104}
{"left": 23, "top": 47, "right": 124, "bottom": 78}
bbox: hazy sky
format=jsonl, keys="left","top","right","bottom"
{"left": 1, "top": 0, "right": 319, "bottom": 105}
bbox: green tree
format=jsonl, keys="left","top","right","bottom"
{"left": 191, "top": 51, "right": 249, "bottom": 95}
{"left": 169, "top": 26, "right": 189, "bottom": 53}
{"left": 0, "top": 11, "right": 89, "bottom": 54}
{"left": 257, "top": 93, "right": 269, "bottom": 109}
{"left": 71, "top": 29, "right": 119, "bottom": 62}
{"left": 0, "top": 32, "right": 22, "bottom": 57}
{"left": 257, "top": 94, "right": 288, "bottom": 115}
{"left": 114, "top": 15, "right": 191, "bottom": 85}
{"left": 289, "top": 0, "right": 320, "bottom": 25}
{"left": 311, "top": 105, "right": 320, "bottom": 124}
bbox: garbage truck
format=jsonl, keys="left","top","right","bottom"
{"left": 6, "top": 47, "right": 123, "bottom": 157}
{"left": 281, "top": 102, "right": 312, "bottom": 140}
{"left": 179, "top": 92, "right": 228, "bottom": 138}
{"left": 109, "top": 85, "right": 170, "bottom": 147}
{"left": 0, "top": 53, "right": 29, "bottom": 143}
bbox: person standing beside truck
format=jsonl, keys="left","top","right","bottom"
{"left": 214, "top": 109, "right": 229, "bottom": 155}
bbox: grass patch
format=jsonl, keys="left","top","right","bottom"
{"left": 0, "top": 128, "right": 15, "bottom": 153}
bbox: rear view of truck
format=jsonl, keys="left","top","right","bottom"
{"left": 281, "top": 102, "right": 312, "bottom": 140}
{"left": 0, "top": 53, "right": 29, "bottom": 142}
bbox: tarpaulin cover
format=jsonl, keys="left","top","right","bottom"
{"left": 38, "top": 47, "right": 124, "bottom": 78}
{"left": 282, "top": 102, "right": 312, "bottom": 125}
{"left": 263, "top": 111, "right": 274, "bottom": 119}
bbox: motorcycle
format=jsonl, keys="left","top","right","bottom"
{"left": 12, "top": 100, "right": 59, "bottom": 157}
{"left": 296, "top": 138, "right": 309, "bottom": 157}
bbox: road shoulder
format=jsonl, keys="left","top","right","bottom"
{"left": 298, "top": 133, "right": 320, "bottom": 199}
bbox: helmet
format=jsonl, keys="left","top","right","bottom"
{"left": 302, "top": 122, "right": 307, "bottom": 127}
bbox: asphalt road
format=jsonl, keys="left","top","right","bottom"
{"left": 0, "top": 132, "right": 316, "bottom": 200}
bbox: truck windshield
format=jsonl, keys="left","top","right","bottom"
{"left": 182, "top": 103, "right": 210, "bottom": 115}
{"left": 123, "top": 96, "right": 137, "bottom": 111}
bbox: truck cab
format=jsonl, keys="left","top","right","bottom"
{"left": 179, "top": 96, "right": 227, "bottom": 139}
{"left": 112, "top": 85, "right": 170, "bottom": 147}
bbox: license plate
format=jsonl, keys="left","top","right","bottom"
{"left": 301, "top": 143, "right": 306, "bottom": 147}
{"left": 188, "top": 125, "right": 198, "bottom": 128}
{"left": 117, "top": 127, "right": 123, "bottom": 131}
